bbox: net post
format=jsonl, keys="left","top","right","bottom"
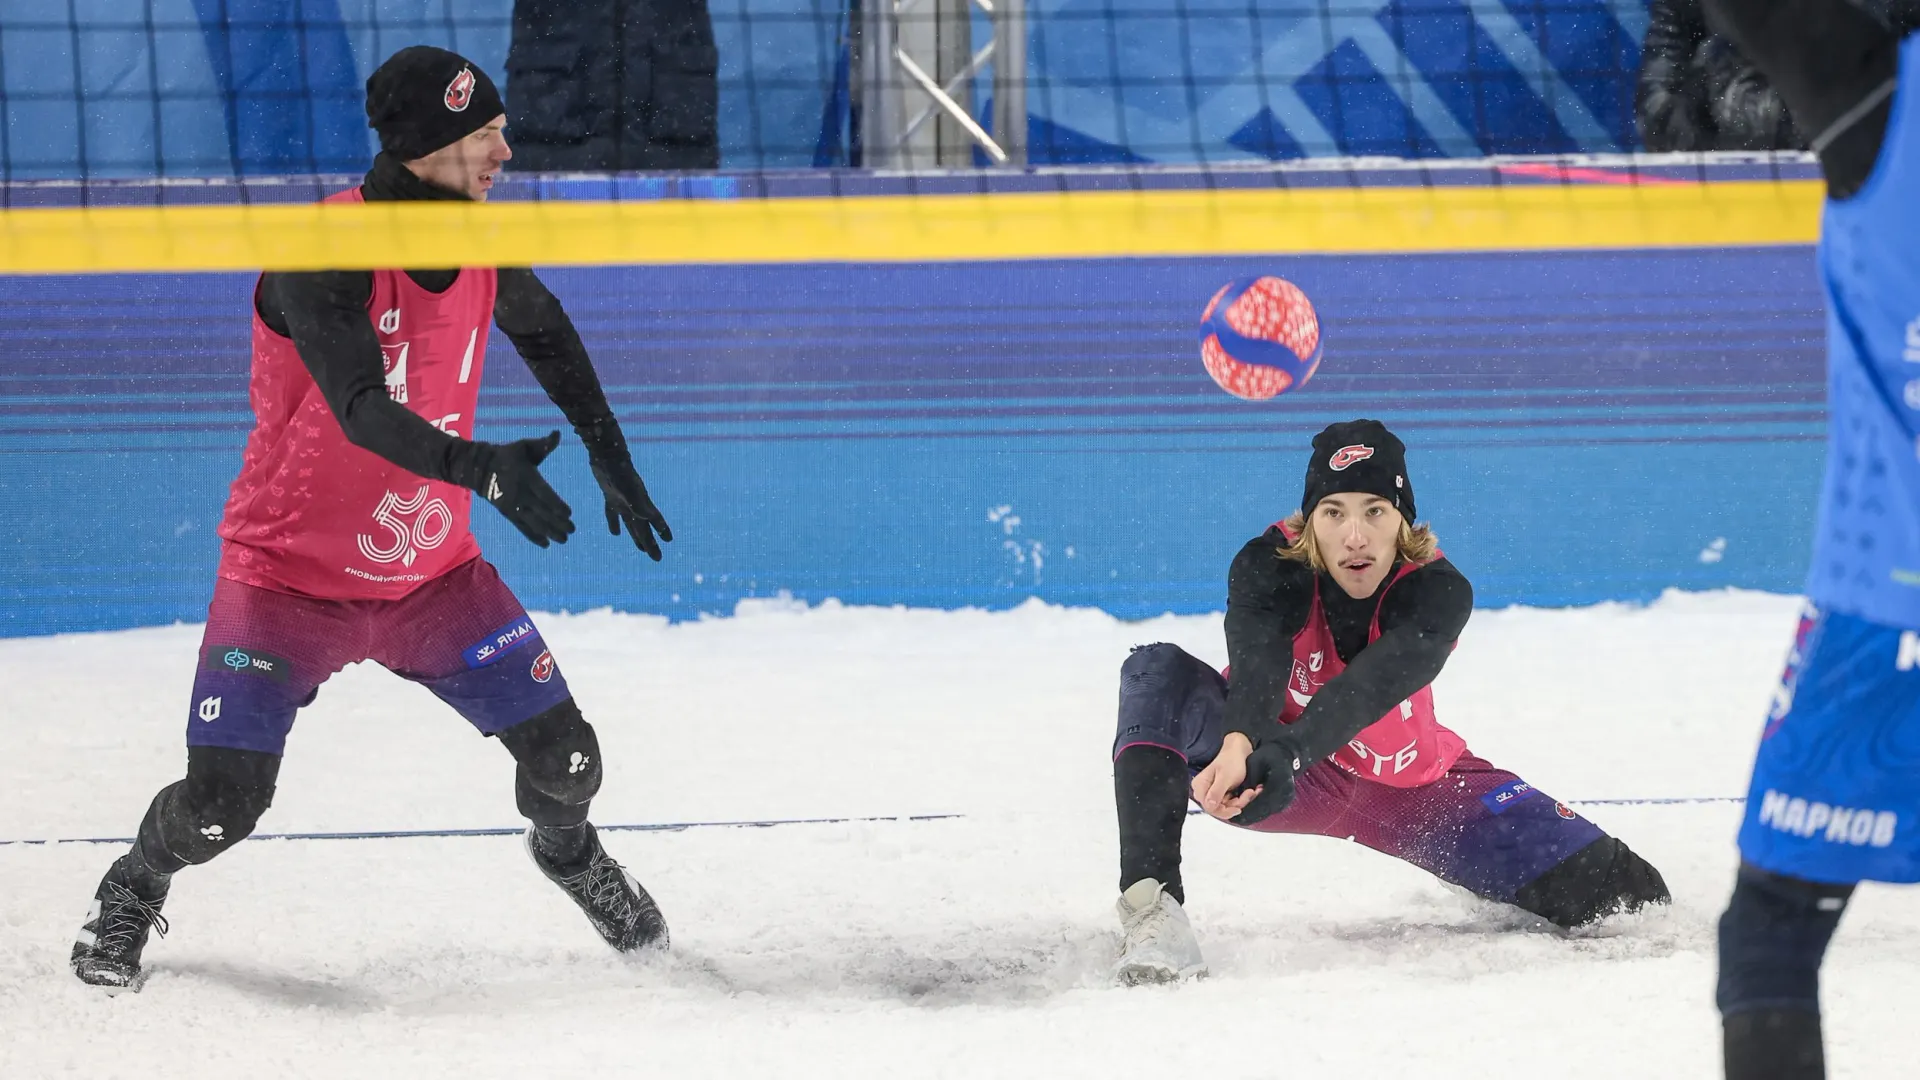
{"left": 932, "top": 0, "right": 973, "bottom": 166}
{"left": 861, "top": 0, "right": 1015, "bottom": 167}
{"left": 992, "top": 0, "right": 1027, "bottom": 166}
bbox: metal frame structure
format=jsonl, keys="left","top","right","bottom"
{"left": 854, "top": 0, "right": 1026, "bottom": 168}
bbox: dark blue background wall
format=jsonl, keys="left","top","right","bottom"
{"left": 0, "top": 244, "right": 1825, "bottom": 636}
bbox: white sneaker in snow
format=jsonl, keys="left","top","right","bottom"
{"left": 1114, "top": 878, "right": 1206, "bottom": 985}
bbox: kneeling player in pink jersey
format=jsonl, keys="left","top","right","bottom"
{"left": 71, "top": 47, "right": 675, "bottom": 991}
{"left": 1110, "top": 420, "right": 1670, "bottom": 983}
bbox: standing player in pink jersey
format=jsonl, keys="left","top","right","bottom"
{"left": 1109, "top": 420, "right": 1671, "bottom": 983}
{"left": 71, "top": 46, "right": 675, "bottom": 990}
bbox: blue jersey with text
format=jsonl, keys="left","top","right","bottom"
{"left": 1810, "top": 33, "right": 1920, "bottom": 626}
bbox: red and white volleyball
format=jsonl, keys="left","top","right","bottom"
{"left": 1198, "top": 276, "right": 1324, "bottom": 400}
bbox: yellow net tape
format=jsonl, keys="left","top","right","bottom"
{"left": 0, "top": 180, "right": 1823, "bottom": 275}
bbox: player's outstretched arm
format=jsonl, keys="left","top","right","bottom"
{"left": 1220, "top": 537, "right": 1312, "bottom": 742}
{"left": 1193, "top": 539, "right": 1311, "bottom": 819}
{"left": 266, "top": 270, "right": 576, "bottom": 547}
{"left": 494, "top": 268, "right": 673, "bottom": 560}
{"left": 1704, "top": 0, "right": 1898, "bottom": 197}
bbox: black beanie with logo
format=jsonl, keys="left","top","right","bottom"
{"left": 1301, "top": 419, "right": 1415, "bottom": 522}
{"left": 364, "top": 46, "right": 504, "bottom": 161}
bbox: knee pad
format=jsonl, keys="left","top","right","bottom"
{"left": 1120, "top": 643, "right": 1186, "bottom": 690}
{"left": 1716, "top": 863, "right": 1854, "bottom": 1016}
{"left": 1514, "top": 837, "right": 1672, "bottom": 929}
{"left": 139, "top": 747, "right": 281, "bottom": 871}
{"left": 498, "top": 699, "right": 602, "bottom": 825}
{"left": 1117, "top": 644, "right": 1195, "bottom": 737}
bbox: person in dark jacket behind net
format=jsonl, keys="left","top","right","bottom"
{"left": 1639, "top": 0, "right": 1798, "bottom": 150}
{"left": 1639, "top": 0, "right": 1919, "bottom": 152}
{"left": 505, "top": 0, "right": 720, "bottom": 170}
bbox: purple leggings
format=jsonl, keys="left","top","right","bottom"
{"left": 1115, "top": 642, "right": 1604, "bottom": 903}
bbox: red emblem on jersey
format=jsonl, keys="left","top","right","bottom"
{"left": 1555, "top": 802, "right": 1577, "bottom": 820}
{"left": 530, "top": 649, "right": 555, "bottom": 684}
{"left": 445, "top": 68, "right": 476, "bottom": 112}
{"left": 1329, "top": 444, "right": 1374, "bottom": 471}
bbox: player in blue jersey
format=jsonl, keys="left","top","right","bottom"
{"left": 1701, "top": 2, "right": 1920, "bottom": 1077}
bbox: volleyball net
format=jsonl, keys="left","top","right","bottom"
{"left": 3, "top": 0, "right": 1732, "bottom": 177}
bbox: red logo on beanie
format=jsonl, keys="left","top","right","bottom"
{"left": 444, "top": 67, "right": 476, "bottom": 112}
{"left": 1328, "top": 444, "right": 1374, "bottom": 471}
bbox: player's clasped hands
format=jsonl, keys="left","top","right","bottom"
{"left": 1193, "top": 733, "right": 1263, "bottom": 821}
{"left": 1194, "top": 731, "right": 1304, "bottom": 824}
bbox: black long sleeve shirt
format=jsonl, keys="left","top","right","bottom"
{"left": 1222, "top": 527, "right": 1474, "bottom": 768}
{"left": 255, "top": 152, "right": 629, "bottom": 491}
{"left": 1704, "top": 0, "right": 1900, "bottom": 198}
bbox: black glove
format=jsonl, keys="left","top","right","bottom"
{"left": 469, "top": 431, "right": 575, "bottom": 548}
{"left": 1233, "top": 732, "right": 1305, "bottom": 826}
{"left": 589, "top": 453, "right": 672, "bottom": 560}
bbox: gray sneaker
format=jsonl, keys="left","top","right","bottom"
{"left": 1114, "top": 878, "right": 1206, "bottom": 985}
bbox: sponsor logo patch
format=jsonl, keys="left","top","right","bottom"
{"left": 1287, "top": 658, "right": 1317, "bottom": 709}
{"left": 1554, "top": 802, "right": 1577, "bottom": 820}
{"left": 1328, "top": 444, "right": 1374, "bottom": 471}
{"left": 445, "top": 67, "right": 476, "bottom": 112}
{"left": 208, "top": 645, "right": 290, "bottom": 684}
{"left": 1480, "top": 779, "right": 1541, "bottom": 815}
{"left": 464, "top": 618, "right": 538, "bottom": 669}
{"left": 530, "top": 649, "right": 556, "bottom": 684}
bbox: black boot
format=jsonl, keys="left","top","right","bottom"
{"left": 71, "top": 852, "right": 171, "bottom": 990}
{"left": 1725, "top": 1008, "right": 1827, "bottom": 1080}
{"left": 526, "top": 823, "right": 668, "bottom": 953}
{"left": 1514, "top": 836, "right": 1672, "bottom": 928}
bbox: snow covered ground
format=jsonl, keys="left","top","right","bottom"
{"left": 3, "top": 591, "right": 1915, "bottom": 1078}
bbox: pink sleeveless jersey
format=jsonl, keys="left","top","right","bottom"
{"left": 1271, "top": 523, "right": 1467, "bottom": 787}
{"left": 217, "top": 186, "right": 498, "bottom": 600}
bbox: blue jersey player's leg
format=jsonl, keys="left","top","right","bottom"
{"left": 1721, "top": 607, "right": 1920, "bottom": 1078}
{"left": 1702, "top": 0, "right": 1920, "bottom": 1076}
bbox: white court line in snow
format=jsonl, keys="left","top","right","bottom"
{"left": 0, "top": 798, "right": 1741, "bottom": 847}
{"left": 0, "top": 812, "right": 969, "bottom": 847}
